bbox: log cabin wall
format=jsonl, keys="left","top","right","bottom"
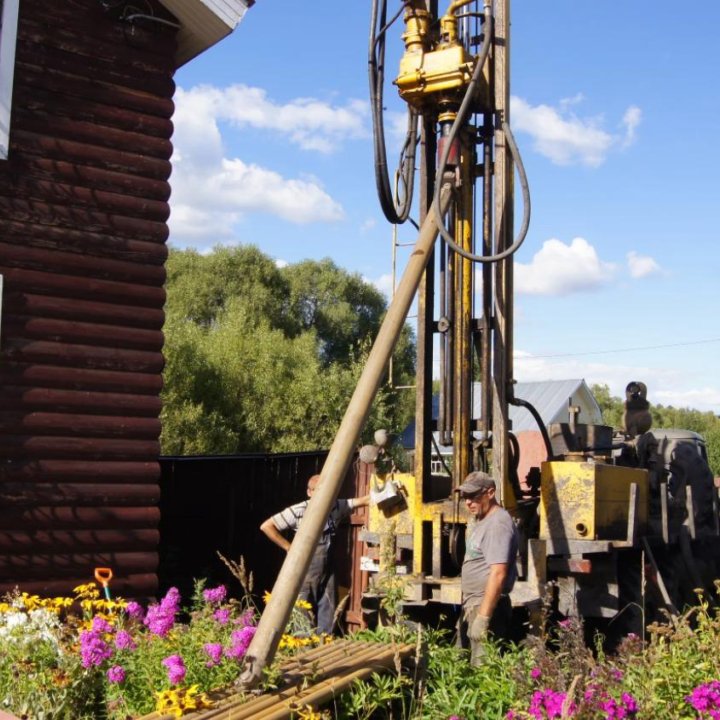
{"left": 0, "top": 0, "right": 178, "bottom": 597}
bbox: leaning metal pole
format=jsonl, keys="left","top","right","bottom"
{"left": 238, "top": 184, "right": 453, "bottom": 689}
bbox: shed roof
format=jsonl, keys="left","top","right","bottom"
{"left": 160, "top": 0, "right": 252, "bottom": 66}
{"left": 400, "top": 378, "right": 602, "bottom": 449}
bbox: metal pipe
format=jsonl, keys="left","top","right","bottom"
{"left": 238, "top": 184, "right": 453, "bottom": 690}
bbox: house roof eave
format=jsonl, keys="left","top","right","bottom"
{"left": 159, "top": 0, "right": 253, "bottom": 67}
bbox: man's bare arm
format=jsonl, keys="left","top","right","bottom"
{"left": 477, "top": 563, "right": 508, "bottom": 619}
{"left": 260, "top": 518, "right": 291, "bottom": 552}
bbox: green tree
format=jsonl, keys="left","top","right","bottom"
{"left": 590, "top": 383, "right": 624, "bottom": 430}
{"left": 160, "top": 247, "right": 416, "bottom": 455}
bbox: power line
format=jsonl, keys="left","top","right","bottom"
{"left": 527, "top": 337, "right": 720, "bottom": 359}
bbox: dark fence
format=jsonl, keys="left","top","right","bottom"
{"left": 158, "top": 452, "right": 369, "bottom": 629}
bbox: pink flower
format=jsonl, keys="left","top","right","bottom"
{"left": 531, "top": 667, "right": 542, "bottom": 680}
{"left": 204, "top": 642, "right": 223, "bottom": 667}
{"left": 214, "top": 608, "right": 231, "bottom": 625}
{"left": 226, "top": 626, "right": 256, "bottom": 660}
{"left": 79, "top": 629, "right": 112, "bottom": 668}
{"left": 125, "top": 601, "right": 145, "bottom": 621}
{"left": 114, "top": 630, "right": 136, "bottom": 651}
{"left": 162, "top": 654, "right": 186, "bottom": 685}
{"left": 91, "top": 616, "right": 113, "bottom": 634}
{"left": 203, "top": 585, "right": 227, "bottom": 604}
{"left": 107, "top": 665, "right": 126, "bottom": 684}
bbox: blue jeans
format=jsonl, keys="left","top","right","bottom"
{"left": 299, "top": 542, "right": 336, "bottom": 635}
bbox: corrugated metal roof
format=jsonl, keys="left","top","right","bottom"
{"left": 401, "top": 379, "right": 602, "bottom": 449}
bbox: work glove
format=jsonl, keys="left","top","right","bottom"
{"left": 468, "top": 613, "right": 490, "bottom": 642}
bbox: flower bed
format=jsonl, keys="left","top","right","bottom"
{"left": 3, "top": 579, "right": 720, "bottom": 719}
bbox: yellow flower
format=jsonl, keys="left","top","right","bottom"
{"left": 294, "top": 703, "right": 329, "bottom": 720}
{"left": 294, "top": 598, "right": 312, "bottom": 611}
{"left": 263, "top": 590, "right": 272, "bottom": 605}
{"left": 155, "top": 685, "right": 212, "bottom": 717}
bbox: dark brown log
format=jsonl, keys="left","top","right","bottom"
{"left": 0, "top": 505, "right": 161, "bottom": 530}
{"left": 11, "top": 130, "right": 172, "bottom": 180}
{"left": 13, "top": 156, "right": 172, "bottom": 202}
{"left": 0, "top": 387, "right": 162, "bottom": 418}
{"left": 0, "top": 175, "right": 171, "bottom": 223}
{"left": 14, "top": 84, "right": 174, "bottom": 139}
{"left": 0, "top": 573, "right": 159, "bottom": 599}
{"left": 0, "top": 363, "right": 164, "bottom": 394}
{"left": 2, "top": 338, "right": 165, "bottom": 374}
{"left": 17, "top": 63, "right": 175, "bottom": 119}
{"left": 16, "top": 41, "right": 176, "bottom": 99}
{"left": 0, "top": 198, "right": 169, "bottom": 242}
{"left": 0, "top": 241, "right": 165, "bottom": 287}
{"left": 0, "top": 529, "right": 160, "bottom": 553}
{"left": 3, "top": 316, "right": 164, "bottom": 352}
{"left": 0, "top": 482, "right": 161, "bottom": 505}
{"left": 0, "top": 551, "right": 159, "bottom": 574}
{"left": 13, "top": 109, "right": 173, "bottom": 161}
{"left": 0, "top": 267, "right": 166, "bottom": 307}
{"left": 20, "top": 7, "right": 177, "bottom": 74}
{"left": 0, "top": 459, "right": 160, "bottom": 483}
{"left": 0, "top": 436, "right": 160, "bottom": 460}
{"left": 3, "top": 293, "right": 165, "bottom": 330}
{"left": 0, "top": 412, "right": 161, "bottom": 439}
{"left": 0, "top": 221, "right": 168, "bottom": 266}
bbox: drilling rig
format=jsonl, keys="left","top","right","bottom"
{"left": 239, "top": 0, "right": 720, "bottom": 687}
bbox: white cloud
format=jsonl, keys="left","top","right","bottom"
{"left": 364, "top": 273, "right": 394, "bottom": 299}
{"left": 360, "top": 217, "right": 377, "bottom": 233}
{"left": 169, "top": 85, "right": 349, "bottom": 245}
{"left": 510, "top": 96, "right": 642, "bottom": 166}
{"left": 621, "top": 105, "right": 642, "bottom": 148}
{"left": 177, "top": 84, "right": 367, "bottom": 154}
{"left": 275, "top": 258, "right": 289, "bottom": 269}
{"left": 515, "top": 237, "right": 616, "bottom": 296}
{"left": 627, "top": 251, "right": 661, "bottom": 278}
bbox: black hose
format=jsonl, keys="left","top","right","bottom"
{"left": 369, "top": 0, "right": 418, "bottom": 224}
{"left": 509, "top": 395, "right": 556, "bottom": 462}
{"left": 431, "top": 4, "right": 531, "bottom": 264}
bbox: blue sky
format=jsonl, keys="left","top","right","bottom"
{"left": 169, "top": 1, "right": 720, "bottom": 415}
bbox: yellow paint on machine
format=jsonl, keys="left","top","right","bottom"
{"left": 539, "top": 462, "right": 649, "bottom": 541}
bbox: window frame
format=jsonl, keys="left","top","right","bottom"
{"left": 0, "top": 0, "right": 20, "bottom": 160}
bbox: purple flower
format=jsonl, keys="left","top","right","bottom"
{"left": 531, "top": 667, "right": 542, "bottom": 680}
{"left": 107, "top": 665, "right": 126, "bottom": 684}
{"left": 79, "top": 629, "right": 113, "bottom": 668}
{"left": 162, "top": 654, "right": 186, "bottom": 685}
{"left": 686, "top": 681, "right": 720, "bottom": 715}
{"left": 528, "top": 688, "right": 575, "bottom": 719}
{"left": 610, "top": 668, "right": 624, "bottom": 682}
{"left": 92, "top": 616, "right": 113, "bottom": 634}
{"left": 114, "top": 630, "right": 136, "bottom": 651}
{"left": 144, "top": 587, "right": 181, "bottom": 637}
{"left": 236, "top": 609, "right": 256, "bottom": 627}
{"left": 213, "top": 608, "right": 231, "bottom": 625}
{"left": 125, "top": 601, "right": 145, "bottom": 621}
{"left": 226, "top": 625, "right": 256, "bottom": 660}
{"left": 203, "top": 585, "right": 227, "bottom": 604}
{"left": 204, "top": 642, "right": 224, "bottom": 667}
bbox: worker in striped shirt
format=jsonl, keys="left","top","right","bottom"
{"left": 260, "top": 474, "right": 369, "bottom": 634}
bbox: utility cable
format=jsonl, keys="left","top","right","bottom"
{"left": 528, "top": 337, "right": 720, "bottom": 359}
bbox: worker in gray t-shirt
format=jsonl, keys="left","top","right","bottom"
{"left": 456, "top": 470, "right": 518, "bottom": 666}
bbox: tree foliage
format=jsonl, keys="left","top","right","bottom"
{"left": 161, "top": 246, "right": 415, "bottom": 455}
{"left": 590, "top": 383, "right": 720, "bottom": 475}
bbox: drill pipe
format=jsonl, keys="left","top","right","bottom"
{"left": 238, "top": 183, "right": 452, "bottom": 689}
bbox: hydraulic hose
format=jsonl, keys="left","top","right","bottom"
{"left": 369, "top": 0, "right": 418, "bottom": 224}
{"left": 431, "top": 2, "right": 531, "bottom": 264}
{"left": 509, "top": 394, "right": 556, "bottom": 462}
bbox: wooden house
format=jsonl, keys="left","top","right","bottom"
{"left": 0, "top": 0, "right": 249, "bottom": 597}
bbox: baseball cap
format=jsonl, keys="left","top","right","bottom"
{"left": 456, "top": 471, "right": 496, "bottom": 497}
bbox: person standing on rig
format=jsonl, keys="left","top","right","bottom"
{"left": 259, "top": 474, "right": 369, "bottom": 635}
{"left": 457, "top": 470, "right": 519, "bottom": 665}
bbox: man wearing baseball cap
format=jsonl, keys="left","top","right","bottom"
{"left": 456, "top": 470, "right": 519, "bottom": 665}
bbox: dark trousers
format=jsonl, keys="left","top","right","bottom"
{"left": 458, "top": 595, "right": 513, "bottom": 654}
{"left": 299, "top": 543, "right": 336, "bottom": 635}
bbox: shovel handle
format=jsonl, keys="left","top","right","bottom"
{"left": 94, "top": 567, "right": 113, "bottom": 599}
